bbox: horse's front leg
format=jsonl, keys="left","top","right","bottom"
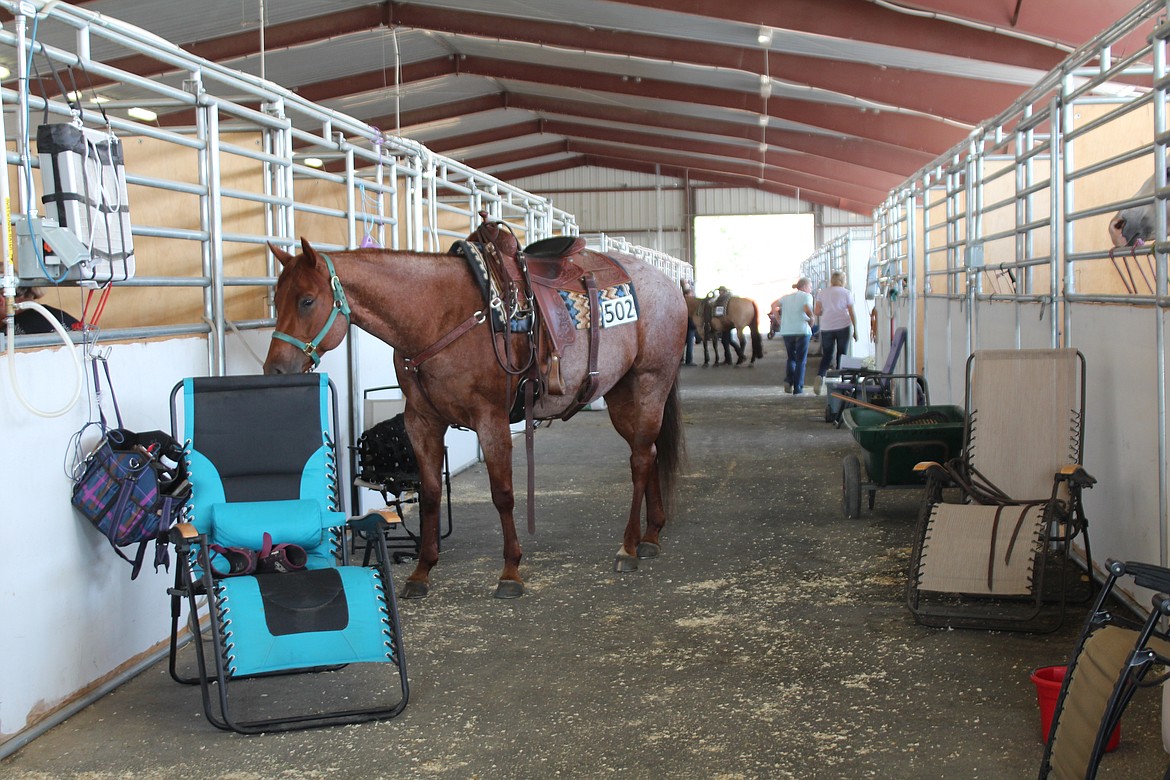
{"left": 400, "top": 418, "right": 449, "bottom": 599}
{"left": 701, "top": 329, "right": 711, "bottom": 366}
{"left": 477, "top": 422, "right": 525, "bottom": 598}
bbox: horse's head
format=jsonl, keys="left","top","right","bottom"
{"left": 1109, "top": 173, "right": 1161, "bottom": 248}
{"left": 263, "top": 238, "right": 351, "bottom": 375}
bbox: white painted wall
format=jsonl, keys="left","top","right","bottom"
{"left": 0, "top": 337, "right": 209, "bottom": 746}
{"left": 917, "top": 298, "right": 1162, "bottom": 582}
{"left": 845, "top": 235, "right": 876, "bottom": 362}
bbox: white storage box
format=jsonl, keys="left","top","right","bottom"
{"left": 36, "top": 123, "right": 135, "bottom": 282}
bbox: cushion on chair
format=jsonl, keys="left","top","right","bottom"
{"left": 208, "top": 499, "right": 343, "bottom": 568}
{"left": 917, "top": 503, "right": 1046, "bottom": 595}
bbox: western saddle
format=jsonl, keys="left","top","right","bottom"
{"left": 465, "top": 213, "right": 630, "bottom": 413}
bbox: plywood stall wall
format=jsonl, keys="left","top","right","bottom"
{"left": 294, "top": 176, "right": 358, "bottom": 248}
{"left": 977, "top": 156, "right": 1052, "bottom": 294}
{"left": 283, "top": 174, "right": 406, "bottom": 251}
{"left": 1068, "top": 102, "right": 1156, "bottom": 296}
{"left": 91, "top": 133, "right": 268, "bottom": 330}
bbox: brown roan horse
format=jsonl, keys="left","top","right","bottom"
{"left": 263, "top": 238, "right": 687, "bottom": 599}
{"left": 684, "top": 290, "right": 762, "bottom": 366}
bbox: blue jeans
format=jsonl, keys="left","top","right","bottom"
{"left": 783, "top": 334, "right": 810, "bottom": 393}
{"left": 818, "top": 326, "right": 851, "bottom": 376}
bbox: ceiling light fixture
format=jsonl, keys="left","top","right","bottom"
{"left": 303, "top": 157, "right": 324, "bottom": 169}
{"left": 0, "top": 65, "right": 9, "bottom": 80}
{"left": 127, "top": 106, "right": 157, "bottom": 122}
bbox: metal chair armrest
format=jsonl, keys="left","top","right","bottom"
{"left": 348, "top": 508, "right": 400, "bottom": 534}
{"left": 1056, "top": 464, "right": 1097, "bottom": 489}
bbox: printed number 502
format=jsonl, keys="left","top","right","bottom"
{"left": 600, "top": 296, "right": 638, "bottom": 328}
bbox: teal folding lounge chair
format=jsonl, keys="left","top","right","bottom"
{"left": 166, "top": 373, "right": 408, "bottom": 733}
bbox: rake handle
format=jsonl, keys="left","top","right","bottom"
{"left": 829, "top": 392, "right": 905, "bottom": 418}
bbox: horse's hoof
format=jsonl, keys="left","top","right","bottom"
{"left": 401, "top": 580, "right": 429, "bottom": 599}
{"left": 614, "top": 553, "right": 639, "bottom": 572}
{"left": 494, "top": 579, "right": 524, "bottom": 599}
{"left": 636, "top": 541, "right": 660, "bottom": 559}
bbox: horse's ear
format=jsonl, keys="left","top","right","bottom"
{"left": 299, "top": 237, "right": 319, "bottom": 269}
{"left": 268, "top": 241, "right": 294, "bottom": 268}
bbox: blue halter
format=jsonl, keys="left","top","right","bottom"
{"left": 272, "top": 252, "right": 351, "bottom": 368}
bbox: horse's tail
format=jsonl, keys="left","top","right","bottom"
{"left": 749, "top": 301, "right": 764, "bottom": 360}
{"left": 656, "top": 374, "right": 685, "bottom": 519}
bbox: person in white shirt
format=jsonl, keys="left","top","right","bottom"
{"left": 777, "top": 277, "right": 815, "bottom": 395}
{"left": 812, "top": 271, "right": 857, "bottom": 395}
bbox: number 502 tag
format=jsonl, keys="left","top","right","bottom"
{"left": 599, "top": 296, "right": 638, "bottom": 328}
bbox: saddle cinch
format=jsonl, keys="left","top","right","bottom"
{"left": 467, "top": 215, "right": 631, "bottom": 403}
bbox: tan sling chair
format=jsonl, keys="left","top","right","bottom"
{"left": 906, "top": 349, "right": 1096, "bottom": 632}
{"left": 1039, "top": 560, "right": 1170, "bottom": 779}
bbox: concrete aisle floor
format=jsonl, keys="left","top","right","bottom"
{"left": 2, "top": 350, "right": 1167, "bottom": 779}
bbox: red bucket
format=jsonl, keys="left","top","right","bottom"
{"left": 1031, "top": 665, "right": 1121, "bottom": 752}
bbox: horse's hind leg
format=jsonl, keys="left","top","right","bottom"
{"left": 603, "top": 374, "right": 670, "bottom": 572}
{"left": 734, "top": 328, "right": 747, "bottom": 365}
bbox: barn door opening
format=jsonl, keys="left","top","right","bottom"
{"left": 693, "top": 213, "right": 815, "bottom": 322}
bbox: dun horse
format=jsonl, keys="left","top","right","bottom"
{"left": 262, "top": 236, "right": 687, "bottom": 599}
{"left": 684, "top": 289, "right": 762, "bottom": 366}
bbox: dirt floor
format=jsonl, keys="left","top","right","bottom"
{"left": 2, "top": 348, "right": 1167, "bottom": 779}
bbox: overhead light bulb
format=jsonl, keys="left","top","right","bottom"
{"left": 757, "top": 27, "right": 772, "bottom": 47}
{"left": 303, "top": 157, "right": 324, "bottom": 168}
{"left": 127, "top": 106, "right": 157, "bottom": 122}
{"left": 0, "top": 66, "right": 9, "bottom": 80}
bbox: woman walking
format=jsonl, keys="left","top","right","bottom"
{"left": 777, "top": 277, "right": 815, "bottom": 395}
{"left": 813, "top": 271, "right": 857, "bottom": 395}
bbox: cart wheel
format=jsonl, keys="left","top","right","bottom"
{"left": 843, "top": 455, "right": 862, "bottom": 519}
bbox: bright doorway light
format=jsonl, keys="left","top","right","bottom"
{"left": 693, "top": 213, "right": 815, "bottom": 324}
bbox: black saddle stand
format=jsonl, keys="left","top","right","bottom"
{"left": 352, "top": 413, "right": 453, "bottom": 563}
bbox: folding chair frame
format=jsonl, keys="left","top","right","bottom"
{"left": 164, "top": 375, "right": 409, "bottom": 734}
{"left": 1039, "top": 560, "right": 1170, "bottom": 779}
{"left": 825, "top": 327, "right": 925, "bottom": 426}
{"left": 906, "top": 349, "right": 1096, "bottom": 633}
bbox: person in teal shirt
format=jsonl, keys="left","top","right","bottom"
{"left": 777, "top": 277, "right": 815, "bottom": 394}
